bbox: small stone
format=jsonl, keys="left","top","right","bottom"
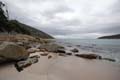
{"left": 48, "top": 55, "right": 52, "bottom": 59}
{"left": 76, "top": 45, "right": 81, "bottom": 47}
{"left": 66, "top": 53, "right": 72, "bottom": 55}
{"left": 27, "top": 48, "right": 40, "bottom": 53}
{"left": 40, "top": 48, "right": 47, "bottom": 52}
{"left": 40, "top": 53, "right": 48, "bottom": 56}
{"left": 67, "top": 45, "right": 72, "bottom": 47}
{"left": 59, "top": 53, "right": 66, "bottom": 56}
{"left": 71, "top": 48, "right": 79, "bottom": 53}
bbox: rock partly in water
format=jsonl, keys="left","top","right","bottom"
{"left": 102, "top": 58, "right": 116, "bottom": 62}
{"left": 67, "top": 45, "right": 72, "bottom": 47}
{"left": 71, "top": 48, "right": 79, "bottom": 53}
{"left": 76, "top": 45, "right": 81, "bottom": 47}
{"left": 75, "top": 54, "right": 102, "bottom": 60}
{"left": 0, "top": 42, "right": 29, "bottom": 63}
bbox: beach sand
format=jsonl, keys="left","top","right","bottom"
{"left": 0, "top": 52, "right": 120, "bottom": 80}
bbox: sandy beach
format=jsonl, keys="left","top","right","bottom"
{"left": 0, "top": 0, "right": 120, "bottom": 80}
{"left": 0, "top": 52, "right": 120, "bottom": 80}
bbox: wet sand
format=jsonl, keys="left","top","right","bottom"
{"left": 0, "top": 52, "right": 120, "bottom": 80}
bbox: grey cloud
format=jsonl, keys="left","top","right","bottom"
{"left": 111, "top": 0, "right": 120, "bottom": 14}
{"left": 42, "top": 6, "right": 73, "bottom": 19}
{"left": 96, "top": 24, "right": 120, "bottom": 34}
{"left": 1, "top": 0, "right": 120, "bottom": 38}
{"left": 40, "top": 22, "right": 120, "bottom": 37}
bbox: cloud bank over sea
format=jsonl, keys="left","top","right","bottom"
{"left": 2, "top": 0, "right": 120, "bottom": 38}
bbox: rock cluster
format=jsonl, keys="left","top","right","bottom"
{"left": 75, "top": 53, "right": 116, "bottom": 62}
{"left": 0, "top": 36, "right": 116, "bottom": 73}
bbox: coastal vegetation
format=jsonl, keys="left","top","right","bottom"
{"left": 0, "top": 1, "right": 53, "bottom": 39}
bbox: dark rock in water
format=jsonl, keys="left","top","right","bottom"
{"left": 71, "top": 48, "right": 79, "bottom": 53}
{"left": 14, "top": 55, "right": 39, "bottom": 72}
{"left": 92, "top": 44, "right": 96, "bottom": 46}
{"left": 75, "top": 54, "right": 102, "bottom": 60}
{"left": 66, "top": 53, "right": 72, "bottom": 55}
{"left": 76, "top": 45, "right": 81, "bottom": 47}
{"left": 57, "top": 49, "right": 66, "bottom": 53}
{"left": 0, "top": 42, "right": 29, "bottom": 63}
{"left": 102, "top": 58, "right": 116, "bottom": 62}
{"left": 67, "top": 45, "right": 72, "bottom": 47}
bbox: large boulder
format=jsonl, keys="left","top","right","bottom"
{"left": 40, "top": 43, "right": 65, "bottom": 52}
{"left": 75, "top": 54, "right": 102, "bottom": 60}
{"left": 0, "top": 42, "right": 29, "bottom": 63}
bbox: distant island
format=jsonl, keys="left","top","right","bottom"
{"left": 98, "top": 34, "right": 120, "bottom": 39}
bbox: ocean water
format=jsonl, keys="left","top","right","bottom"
{"left": 56, "top": 39, "right": 120, "bottom": 63}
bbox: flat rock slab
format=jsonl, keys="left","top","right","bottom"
{"left": 14, "top": 55, "right": 40, "bottom": 72}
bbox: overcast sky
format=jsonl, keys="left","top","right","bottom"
{"left": 1, "top": 0, "right": 120, "bottom": 39}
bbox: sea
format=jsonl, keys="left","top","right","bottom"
{"left": 55, "top": 39, "right": 120, "bottom": 63}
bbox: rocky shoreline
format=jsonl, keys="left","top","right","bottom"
{"left": 0, "top": 34, "right": 120, "bottom": 80}
{"left": 0, "top": 34, "right": 117, "bottom": 72}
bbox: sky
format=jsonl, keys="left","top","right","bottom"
{"left": 1, "top": 0, "right": 120, "bottom": 39}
